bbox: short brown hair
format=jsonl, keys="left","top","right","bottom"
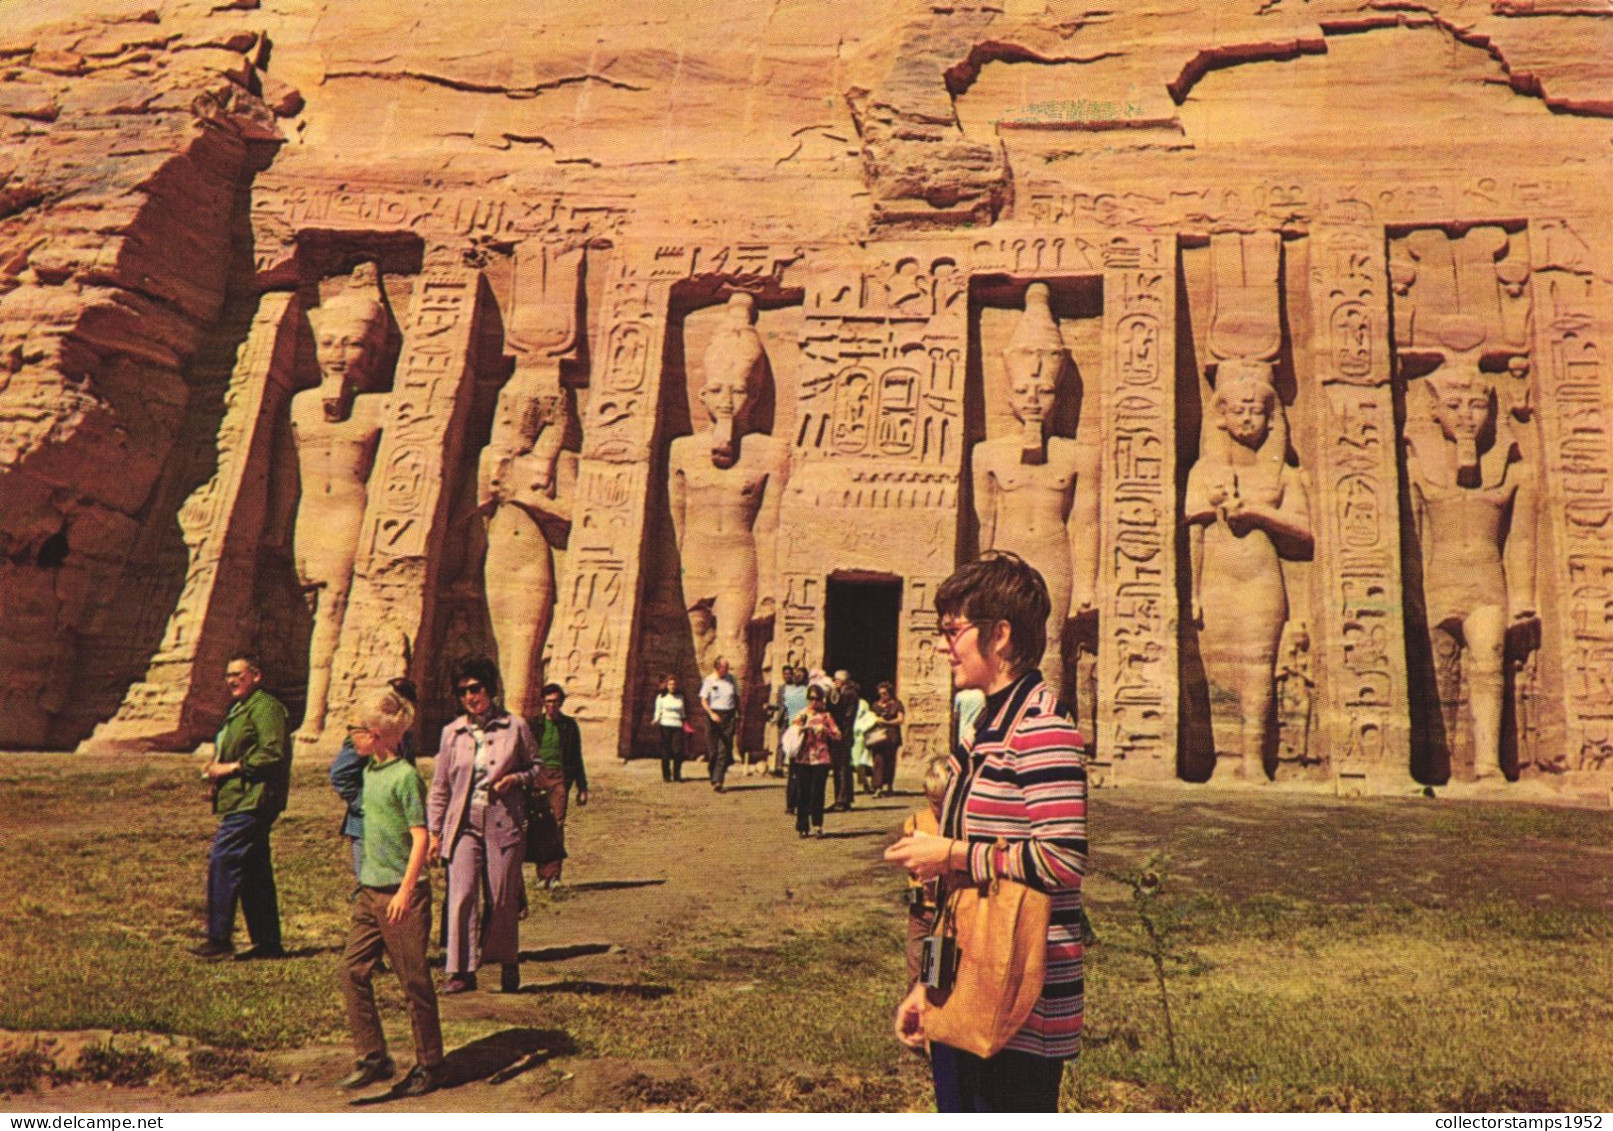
{"left": 934, "top": 551, "right": 1051, "bottom": 674}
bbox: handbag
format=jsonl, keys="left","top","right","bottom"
{"left": 780, "top": 721, "right": 805, "bottom": 760}
{"left": 865, "top": 723, "right": 891, "bottom": 747}
{"left": 523, "top": 786, "right": 566, "bottom": 866}
{"left": 921, "top": 838, "right": 1051, "bottom": 1059}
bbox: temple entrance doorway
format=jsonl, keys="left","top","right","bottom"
{"left": 824, "top": 574, "right": 901, "bottom": 699}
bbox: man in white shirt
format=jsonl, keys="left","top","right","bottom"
{"left": 699, "top": 657, "right": 740, "bottom": 793}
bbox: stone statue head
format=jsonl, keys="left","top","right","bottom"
{"left": 699, "top": 293, "right": 765, "bottom": 468}
{"left": 1002, "top": 282, "right": 1069, "bottom": 459}
{"left": 1211, "top": 359, "right": 1279, "bottom": 451}
{"left": 310, "top": 265, "right": 388, "bottom": 420}
{"left": 1425, "top": 365, "right": 1494, "bottom": 475}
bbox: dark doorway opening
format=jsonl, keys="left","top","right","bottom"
{"left": 825, "top": 575, "right": 901, "bottom": 697}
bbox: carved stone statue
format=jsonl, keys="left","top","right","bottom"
{"left": 1185, "top": 359, "right": 1314, "bottom": 781}
{"left": 667, "top": 292, "right": 789, "bottom": 688}
{"left": 971, "top": 283, "right": 1099, "bottom": 699}
{"left": 290, "top": 268, "right": 389, "bottom": 742}
{"left": 1405, "top": 363, "right": 1537, "bottom": 780}
{"left": 478, "top": 369, "right": 576, "bottom": 717}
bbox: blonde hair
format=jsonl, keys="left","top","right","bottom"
{"left": 922, "top": 757, "right": 952, "bottom": 803}
{"left": 358, "top": 687, "right": 415, "bottom": 750}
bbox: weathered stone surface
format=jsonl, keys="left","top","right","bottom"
{"left": 0, "top": 0, "right": 1605, "bottom": 805}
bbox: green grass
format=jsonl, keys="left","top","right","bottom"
{"left": 3, "top": 754, "right": 1613, "bottom": 1110}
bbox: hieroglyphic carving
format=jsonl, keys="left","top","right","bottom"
{"left": 250, "top": 177, "right": 631, "bottom": 270}
{"left": 324, "top": 269, "right": 485, "bottom": 734}
{"left": 1530, "top": 222, "right": 1613, "bottom": 774}
{"left": 777, "top": 244, "right": 972, "bottom": 766}
{"left": 83, "top": 294, "right": 303, "bottom": 751}
{"left": 1096, "top": 236, "right": 1177, "bottom": 781}
{"left": 1308, "top": 227, "right": 1412, "bottom": 788}
{"left": 798, "top": 251, "right": 967, "bottom": 468}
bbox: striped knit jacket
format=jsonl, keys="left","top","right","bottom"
{"left": 940, "top": 668, "right": 1087, "bottom": 1060}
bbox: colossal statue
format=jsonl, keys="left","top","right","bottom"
{"left": 1185, "top": 359, "right": 1314, "bottom": 781}
{"left": 290, "top": 268, "right": 390, "bottom": 743}
{"left": 971, "top": 282, "right": 1099, "bottom": 701}
{"left": 667, "top": 292, "right": 789, "bottom": 691}
{"left": 478, "top": 369, "right": 577, "bottom": 717}
{"left": 1405, "top": 364, "right": 1538, "bottom": 780}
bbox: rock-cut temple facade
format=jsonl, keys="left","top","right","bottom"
{"left": 3, "top": 0, "right": 1613, "bottom": 802}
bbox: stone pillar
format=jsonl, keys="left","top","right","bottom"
{"left": 547, "top": 259, "right": 674, "bottom": 755}
{"left": 81, "top": 293, "right": 302, "bottom": 752}
{"left": 1529, "top": 220, "right": 1613, "bottom": 777}
{"left": 324, "top": 268, "right": 486, "bottom": 742}
{"left": 1305, "top": 226, "right": 1415, "bottom": 793}
{"left": 1095, "top": 235, "right": 1178, "bottom": 783}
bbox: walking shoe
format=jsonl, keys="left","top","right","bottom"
{"left": 234, "top": 944, "right": 285, "bottom": 961}
{"left": 501, "top": 963, "right": 521, "bottom": 993}
{"left": 395, "top": 1061, "right": 445, "bottom": 1098}
{"left": 337, "top": 1054, "right": 395, "bottom": 1090}
{"left": 188, "top": 939, "right": 234, "bottom": 961}
{"left": 814, "top": 827, "right": 825, "bottom": 838}
{"left": 440, "top": 972, "right": 477, "bottom": 995}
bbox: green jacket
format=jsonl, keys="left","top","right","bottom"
{"left": 213, "top": 688, "right": 291, "bottom": 817}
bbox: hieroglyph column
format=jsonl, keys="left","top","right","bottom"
{"left": 1305, "top": 226, "right": 1414, "bottom": 792}
{"left": 1529, "top": 220, "right": 1613, "bottom": 774}
{"left": 324, "top": 268, "right": 485, "bottom": 737}
{"left": 1096, "top": 236, "right": 1178, "bottom": 783}
{"left": 545, "top": 255, "right": 673, "bottom": 754}
{"left": 81, "top": 293, "right": 302, "bottom": 751}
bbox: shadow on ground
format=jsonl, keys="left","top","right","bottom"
{"left": 351, "top": 1027, "right": 578, "bottom": 1104}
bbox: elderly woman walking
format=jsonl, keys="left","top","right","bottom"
{"left": 885, "top": 551, "right": 1088, "bottom": 1112}
{"left": 428, "top": 656, "right": 539, "bottom": 996}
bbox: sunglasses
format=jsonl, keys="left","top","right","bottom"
{"left": 456, "top": 681, "right": 487, "bottom": 697}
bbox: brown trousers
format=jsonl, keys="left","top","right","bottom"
{"left": 534, "top": 765, "right": 569, "bottom": 882}
{"left": 341, "top": 883, "right": 444, "bottom": 1068}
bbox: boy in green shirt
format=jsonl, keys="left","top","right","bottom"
{"left": 337, "top": 687, "right": 445, "bottom": 1097}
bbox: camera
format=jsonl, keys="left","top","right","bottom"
{"left": 918, "top": 933, "right": 955, "bottom": 990}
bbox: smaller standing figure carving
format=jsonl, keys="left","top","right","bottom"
{"left": 1405, "top": 364, "right": 1537, "bottom": 781}
{"left": 971, "top": 283, "right": 1099, "bottom": 702}
{"left": 668, "top": 293, "right": 790, "bottom": 688}
{"left": 1185, "top": 359, "right": 1314, "bottom": 781}
{"left": 478, "top": 368, "right": 577, "bottom": 717}
{"left": 291, "top": 267, "right": 390, "bottom": 741}
{"left": 1274, "top": 621, "right": 1315, "bottom": 771}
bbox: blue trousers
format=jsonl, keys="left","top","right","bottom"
{"left": 206, "top": 809, "right": 281, "bottom": 949}
{"left": 930, "top": 1041, "right": 1064, "bottom": 1112}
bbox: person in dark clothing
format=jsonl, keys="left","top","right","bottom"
{"left": 530, "top": 682, "right": 589, "bottom": 887}
{"left": 191, "top": 652, "right": 290, "bottom": 961}
{"left": 827, "top": 670, "right": 861, "bottom": 811}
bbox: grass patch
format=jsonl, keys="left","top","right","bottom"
{"left": 4, "top": 754, "right": 1613, "bottom": 1110}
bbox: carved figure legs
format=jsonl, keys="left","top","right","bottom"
{"left": 683, "top": 575, "right": 757, "bottom": 690}
{"left": 484, "top": 505, "right": 557, "bottom": 718}
{"left": 1431, "top": 605, "right": 1506, "bottom": 780}
{"left": 301, "top": 578, "right": 351, "bottom": 736}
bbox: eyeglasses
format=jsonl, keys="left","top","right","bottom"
{"left": 456, "top": 682, "right": 487, "bottom": 697}
{"left": 935, "top": 621, "right": 981, "bottom": 646}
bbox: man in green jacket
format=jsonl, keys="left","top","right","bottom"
{"left": 191, "top": 653, "right": 291, "bottom": 961}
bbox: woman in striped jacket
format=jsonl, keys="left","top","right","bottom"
{"left": 885, "top": 551, "right": 1088, "bottom": 1112}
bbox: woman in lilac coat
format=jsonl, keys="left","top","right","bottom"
{"left": 427, "top": 657, "right": 539, "bottom": 995}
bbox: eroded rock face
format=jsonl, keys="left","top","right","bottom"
{"left": 3, "top": 0, "right": 1610, "bottom": 800}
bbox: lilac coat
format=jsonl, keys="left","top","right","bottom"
{"left": 428, "top": 711, "right": 540, "bottom": 855}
